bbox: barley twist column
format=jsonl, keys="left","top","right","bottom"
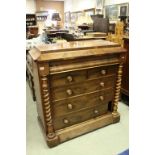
{"left": 112, "top": 64, "right": 123, "bottom": 118}
{"left": 41, "top": 75, "right": 56, "bottom": 140}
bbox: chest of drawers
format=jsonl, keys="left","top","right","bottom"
{"left": 29, "top": 40, "right": 126, "bottom": 147}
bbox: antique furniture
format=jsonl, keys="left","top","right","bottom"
{"left": 36, "top": 11, "right": 48, "bottom": 21}
{"left": 26, "top": 50, "right": 36, "bottom": 101}
{"left": 119, "top": 16, "right": 129, "bottom": 34}
{"left": 109, "top": 23, "right": 116, "bottom": 33}
{"left": 26, "top": 14, "right": 37, "bottom": 39}
{"left": 86, "top": 32, "right": 107, "bottom": 37}
{"left": 91, "top": 16, "right": 109, "bottom": 34}
{"left": 28, "top": 26, "right": 38, "bottom": 36}
{"left": 63, "top": 33, "right": 107, "bottom": 41}
{"left": 27, "top": 26, "right": 39, "bottom": 39}
{"left": 121, "top": 36, "right": 129, "bottom": 96}
{"left": 71, "top": 35, "right": 107, "bottom": 41}
{"left": 106, "top": 21, "right": 124, "bottom": 47}
{"left": 29, "top": 40, "right": 126, "bottom": 147}
{"left": 43, "top": 29, "right": 69, "bottom": 41}
{"left": 26, "top": 14, "right": 37, "bottom": 27}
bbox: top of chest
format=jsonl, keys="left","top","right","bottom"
{"left": 29, "top": 40, "right": 126, "bottom": 62}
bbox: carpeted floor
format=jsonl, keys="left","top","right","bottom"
{"left": 26, "top": 83, "right": 129, "bottom": 155}
{"left": 118, "top": 149, "right": 129, "bottom": 155}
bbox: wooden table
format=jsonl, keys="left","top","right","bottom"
{"left": 73, "top": 36, "right": 107, "bottom": 41}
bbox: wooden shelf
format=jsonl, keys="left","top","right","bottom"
{"left": 26, "top": 14, "right": 37, "bottom": 27}
{"left": 36, "top": 11, "right": 48, "bottom": 21}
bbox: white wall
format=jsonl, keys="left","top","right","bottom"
{"left": 64, "top": 0, "right": 129, "bottom": 12}
{"left": 64, "top": 0, "right": 96, "bottom": 12}
{"left": 26, "top": 0, "right": 36, "bottom": 13}
{"left": 72, "top": 0, "right": 96, "bottom": 12}
{"left": 64, "top": 0, "right": 73, "bottom": 12}
{"left": 105, "top": 0, "right": 129, "bottom": 6}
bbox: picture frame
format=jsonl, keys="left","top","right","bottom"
{"left": 105, "top": 5, "right": 119, "bottom": 20}
{"left": 96, "top": 0, "right": 103, "bottom": 10}
{"left": 120, "top": 3, "right": 129, "bottom": 16}
{"left": 64, "top": 11, "right": 71, "bottom": 23}
{"left": 70, "top": 12, "right": 78, "bottom": 23}
{"left": 84, "top": 8, "right": 95, "bottom": 16}
{"left": 76, "top": 11, "right": 83, "bottom": 19}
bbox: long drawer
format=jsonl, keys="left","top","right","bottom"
{"left": 53, "top": 88, "right": 114, "bottom": 117}
{"left": 51, "top": 75, "right": 116, "bottom": 101}
{"left": 53, "top": 103, "right": 109, "bottom": 130}
{"left": 50, "top": 65, "right": 117, "bottom": 88}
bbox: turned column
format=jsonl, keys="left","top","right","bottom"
{"left": 38, "top": 63, "right": 59, "bottom": 147}
{"left": 40, "top": 75, "right": 56, "bottom": 139}
{"left": 112, "top": 63, "right": 123, "bottom": 122}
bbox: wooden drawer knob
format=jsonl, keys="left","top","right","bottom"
{"left": 100, "top": 82, "right": 105, "bottom": 87}
{"left": 67, "top": 75, "right": 73, "bottom": 82}
{"left": 99, "top": 96, "right": 104, "bottom": 101}
{"left": 66, "top": 89, "right": 73, "bottom": 95}
{"left": 67, "top": 104, "right": 73, "bottom": 110}
{"left": 63, "top": 119, "right": 69, "bottom": 124}
{"left": 101, "top": 70, "right": 106, "bottom": 75}
{"left": 94, "top": 110, "right": 99, "bottom": 114}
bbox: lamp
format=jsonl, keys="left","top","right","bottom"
{"left": 76, "top": 12, "right": 93, "bottom": 30}
{"left": 51, "top": 13, "right": 61, "bottom": 29}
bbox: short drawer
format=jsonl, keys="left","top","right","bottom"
{"left": 51, "top": 70, "right": 87, "bottom": 88}
{"left": 88, "top": 65, "right": 117, "bottom": 79}
{"left": 53, "top": 88, "right": 114, "bottom": 117}
{"left": 53, "top": 103, "right": 109, "bottom": 130}
{"left": 51, "top": 75, "right": 116, "bottom": 101}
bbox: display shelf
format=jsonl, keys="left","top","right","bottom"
{"left": 36, "top": 11, "right": 48, "bottom": 21}
{"left": 26, "top": 14, "right": 37, "bottom": 27}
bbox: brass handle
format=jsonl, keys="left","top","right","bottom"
{"left": 66, "top": 89, "right": 72, "bottom": 95}
{"left": 99, "top": 96, "right": 104, "bottom": 101}
{"left": 67, "top": 104, "right": 73, "bottom": 110}
{"left": 63, "top": 119, "right": 69, "bottom": 124}
{"left": 67, "top": 75, "right": 73, "bottom": 82}
{"left": 100, "top": 82, "right": 105, "bottom": 87}
{"left": 94, "top": 110, "right": 99, "bottom": 114}
{"left": 101, "top": 70, "right": 106, "bottom": 75}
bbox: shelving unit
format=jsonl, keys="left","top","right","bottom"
{"left": 26, "top": 14, "right": 37, "bottom": 27}
{"left": 36, "top": 11, "right": 48, "bottom": 21}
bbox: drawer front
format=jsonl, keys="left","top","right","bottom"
{"left": 88, "top": 65, "right": 117, "bottom": 79}
{"left": 51, "top": 70, "right": 87, "bottom": 88}
{"left": 53, "top": 88, "right": 114, "bottom": 117}
{"left": 52, "top": 75, "right": 116, "bottom": 101}
{"left": 53, "top": 103, "right": 109, "bottom": 130}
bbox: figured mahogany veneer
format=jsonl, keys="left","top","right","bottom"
{"left": 52, "top": 75, "right": 116, "bottom": 101}
{"left": 29, "top": 40, "right": 126, "bottom": 147}
{"left": 53, "top": 88, "right": 114, "bottom": 117}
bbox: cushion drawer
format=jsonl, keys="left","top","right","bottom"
{"left": 53, "top": 88, "right": 114, "bottom": 117}
{"left": 87, "top": 65, "right": 117, "bottom": 79}
{"left": 51, "top": 70, "right": 87, "bottom": 88}
{"left": 53, "top": 103, "right": 109, "bottom": 130}
{"left": 51, "top": 75, "right": 116, "bottom": 101}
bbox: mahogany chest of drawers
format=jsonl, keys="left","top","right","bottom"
{"left": 29, "top": 40, "right": 126, "bottom": 147}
